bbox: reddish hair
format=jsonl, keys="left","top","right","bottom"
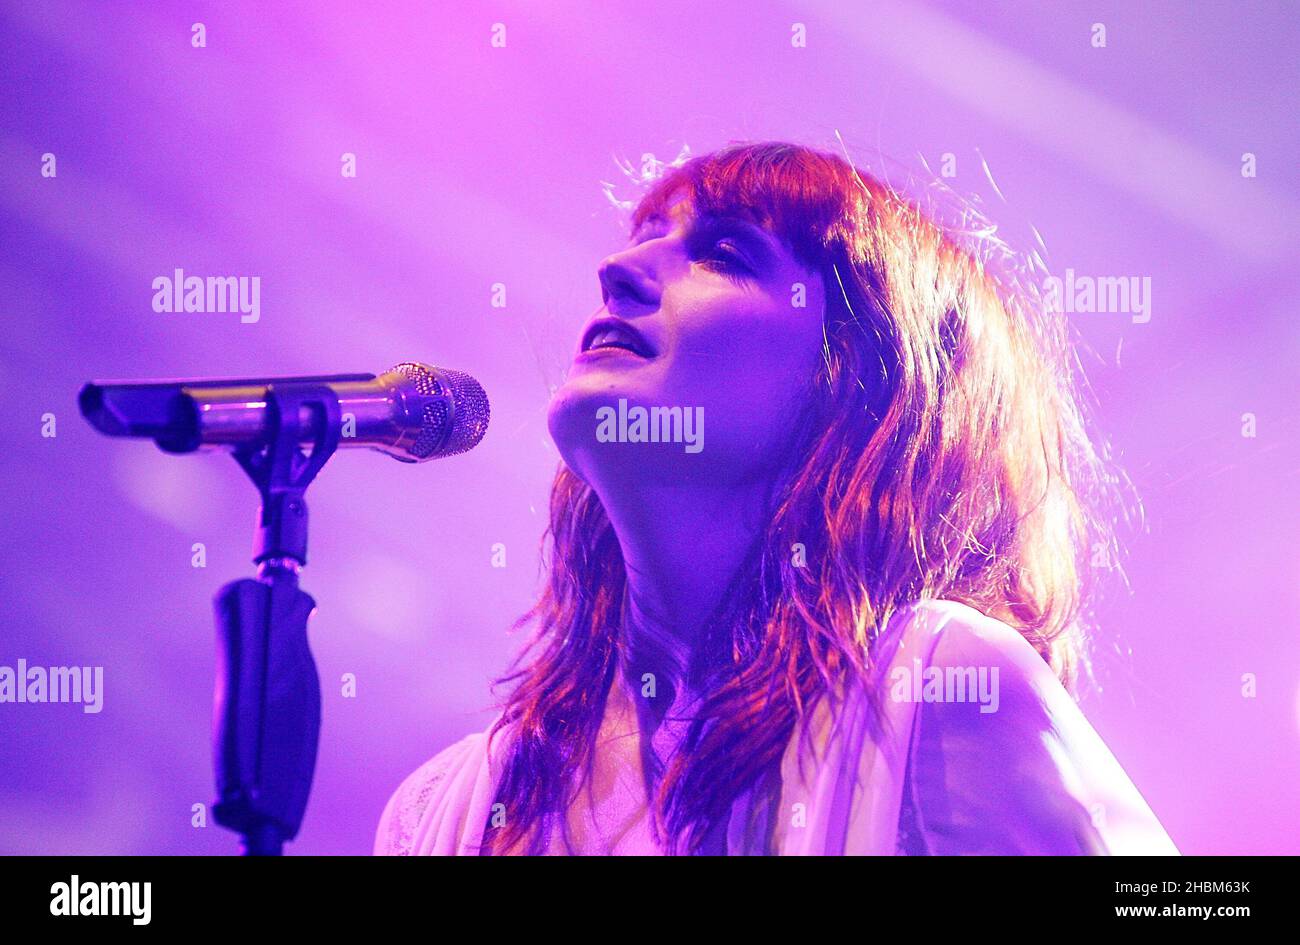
{"left": 484, "top": 141, "right": 1127, "bottom": 854}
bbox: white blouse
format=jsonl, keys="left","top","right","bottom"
{"left": 374, "top": 599, "right": 1179, "bottom": 855}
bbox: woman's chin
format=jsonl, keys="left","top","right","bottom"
{"left": 550, "top": 368, "right": 650, "bottom": 419}
{"left": 547, "top": 381, "right": 601, "bottom": 465}
{"left": 547, "top": 379, "right": 674, "bottom": 479}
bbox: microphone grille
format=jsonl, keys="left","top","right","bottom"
{"left": 390, "top": 362, "right": 490, "bottom": 460}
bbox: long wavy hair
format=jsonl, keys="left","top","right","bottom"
{"left": 484, "top": 141, "right": 1128, "bottom": 855}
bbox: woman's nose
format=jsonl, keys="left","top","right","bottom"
{"left": 597, "top": 249, "right": 659, "bottom": 309}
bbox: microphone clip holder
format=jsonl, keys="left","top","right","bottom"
{"left": 211, "top": 384, "right": 341, "bottom": 855}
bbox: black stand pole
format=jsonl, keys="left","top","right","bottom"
{"left": 211, "top": 384, "right": 341, "bottom": 855}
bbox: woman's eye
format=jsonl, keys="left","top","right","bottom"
{"left": 703, "top": 238, "right": 752, "bottom": 273}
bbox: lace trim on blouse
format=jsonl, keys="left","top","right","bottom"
{"left": 376, "top": 735, "right": 478, "bottom": 856}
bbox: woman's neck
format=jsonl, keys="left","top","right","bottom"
{"left": 594, "top": 475, "right": 770, "bottom": 752}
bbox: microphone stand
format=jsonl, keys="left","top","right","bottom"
{"left": 211, "top": 384, "right": 341, "bottom": 855}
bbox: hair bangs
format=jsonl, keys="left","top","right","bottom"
{"left": 631, "top": 143, "right": 859, "bottom": 272}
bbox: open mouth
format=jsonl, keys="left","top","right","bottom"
{"left": 580, "top": 318, "right": 655, "bottom": 358}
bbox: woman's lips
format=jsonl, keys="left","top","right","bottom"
{"left": 574, "top": 344, "right": 652, "bottom": 363}
{"left": 580, "top": 316, "right": 656, "bottom": 358}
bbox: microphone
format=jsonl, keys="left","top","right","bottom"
{"left": 79, "top": 362, "right": 490, "bottom": 463}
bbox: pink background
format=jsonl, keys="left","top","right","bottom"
{"left": 0, "top": 1, "right": 1296, "bottom": 854}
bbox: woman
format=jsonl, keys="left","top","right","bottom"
{"left": 375, "top": 141, "right": 1178, "bottom": 856}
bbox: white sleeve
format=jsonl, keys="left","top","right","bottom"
{"left": 373, "top": 734, "right": 483, "bottom": 856}
{"left": 896, "top": 604, "right": 1179, "bottom": 855}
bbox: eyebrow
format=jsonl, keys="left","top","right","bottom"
{"left": 631, "top": 212, "right": 782, "bottom": 268}
{"left": 629, "top": 214, "right": 670, "bottom": 243}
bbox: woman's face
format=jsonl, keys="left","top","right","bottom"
{"left": 548, "top": 195, "right": 828, "bottom": 487}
